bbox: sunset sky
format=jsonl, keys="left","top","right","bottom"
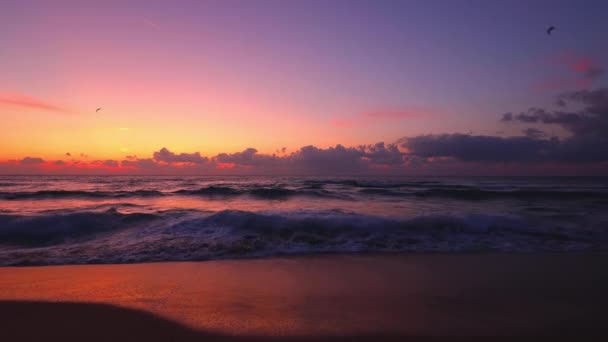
{"left": 1, "top": 0, "right": 607, "bottom": 175}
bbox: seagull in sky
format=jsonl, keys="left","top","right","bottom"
{"left": 546, "top": 26, "right": 556, "bottom": 35}
{"left": 96, "top": 107, "right": 102, "bottom": 113}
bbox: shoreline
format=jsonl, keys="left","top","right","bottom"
{"left": 3, "top": 250, "right": 607, "bottom": 268}
{"left": 1, "top": 253, "right": 607, "bottom": 339}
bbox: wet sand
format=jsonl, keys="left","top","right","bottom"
{"left": 0, "top": 254, "right": 607, "bottom": 340}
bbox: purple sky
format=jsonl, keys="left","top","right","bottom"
{"left": 1, "top": 0, "right": 607, "bottom": 175}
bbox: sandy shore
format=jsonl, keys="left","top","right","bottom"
{"left": 1, "top": 254, "right": 607, "bottom": 340}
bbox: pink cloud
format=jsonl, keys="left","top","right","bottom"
{"left": 0, "top": 92, "right": 71, "bottom": 113}
{"left": 331, "top": 106, "right": 431, "bottom": 128}
{"left": 143, "top": 17, "right": 161, "bottom": 30}
{"left": 532, "top": 77, "right": 592, "bottom": 92}
{"left": 535, "top": 52, "right": 604, "bottom": 92}
{"left": 561, "top": 55, "right": 604, "bottom": 79}
{"left": 363, "top": 111, "right": 425, "bottom": 119}
{"left": 329, "top": 118, "right": 357, "bottom": 128}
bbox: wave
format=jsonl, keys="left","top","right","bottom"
{"left": 174, "top": 186, "right": 242, "bottom": 196}
{"left": 354, "top": 187, "right": 608, "bottom": 200}
{"left": 303, "top": 179, "right": 444, "bottom": 188}
{"left": 412, "top": 188, "right": 608, "bottom": 200}
{"left": 303, "top": 179, "right": 489, "bottom": 191}
{"left": 175, "top": 186, "right": 338, "bottom": 199}
{"left": 0, "top": 209, "right": 160, "bottom": 247}
{"left": 0, "top": 190, "right": 166, "bottom": 200}
{"left": 1, "top": 209, "right": 604, "bottom": 266}
{"left": 2, "top": 185, "right": 608, "bottom": 202}
{"left": 0, "top": 186, "right": 335, "bottom": 200}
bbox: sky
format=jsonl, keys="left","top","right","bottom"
{"left": 1, "top": 0, "right": 607, "bottom": 175}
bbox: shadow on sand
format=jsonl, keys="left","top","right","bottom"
{"left": 0, "top": 300, "right": 603, "bottom": 342}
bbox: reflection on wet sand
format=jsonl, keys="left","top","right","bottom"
{"left": 1, "top": 255, "right": 606, "bottom": 339}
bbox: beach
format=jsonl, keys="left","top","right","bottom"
{"left": 1, "top": 254, "right": 606, "bottom": 340}
{"left": 3, "top": 0, "right": 608, "bottom": 339}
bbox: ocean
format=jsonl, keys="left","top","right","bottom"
{"left": 0, "top": 175, "right": 606, "bottom": 265}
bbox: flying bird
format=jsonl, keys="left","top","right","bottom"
{"left": 96, "top": 107, "right": 102, "bottom": 113}
{"left": 546, "top": 26, "right": 555, "bottom": 35}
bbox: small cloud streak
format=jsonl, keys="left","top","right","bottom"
{"left": 331, "top": 106, "right": 431, "bottom": 128}
{"left": 0, "top": 92, "right": 70, "bottom": 113}
{"left": 535, "top": 52, "right": 605, "bottom": 91}
{"left": 565, "top": 56, "right": 604, "bottom": 80}
{"left": 143, "top": 17, "right": 161, "bottom": 30}
{"left": 363, "top": 111, "right": 425, "bottom": 119}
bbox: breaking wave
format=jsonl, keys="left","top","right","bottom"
{"left": 2, "top": 184, "right": 608, "bottom": 201}
{"left": 0, "top": 209, "right": 160, "bottom": 246}
{"left": 0, "top": 209, "right": 604, "bottom": 266}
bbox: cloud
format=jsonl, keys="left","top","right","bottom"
{"left": 400, "top": 133, "right": 608, "bottom": 164}
{"left": 102, "top": 160, "right": 119, "bottom": 168}
{"left": 523, "top": 128, "right": 546, "bottom": 139}
{"left": 153, "top": 147, "right": 209, "bottom": 164}
{"left": 4, "top": 89, "right": 608, "bottom": 176}
{"left": 122, "top": 145, "right": 409, "bottom": 175}
{"left": 565, "top": 56, "right": 604, "bottom": 80}
{"left": 143, "top": 17, "right": 161, "bottom": 30}
{"left": 0, "top": 93, "right": 69, "bottom": 113}
{"left": 216, "top": 148, "right": 278, "bottom": 167}
{"left": 361, "top": 142, "right": 404, "bottom": 165}
{"left": 20, "top": 157, "right": 45, "bottom": 165}
{"left": 331, "top": 106, "right": 431, "bottom": 128}
{"left": 363, "top": 111, "right": 425, "bottom": 119}
{"left": 401, "top": 134, "right": 555, "bottom": 162}
{"left": 535, "top": 53, "right": 605, "bottom": 91}
{"left": 290, "top": 145, "right": 366, "bottom": 172}
{"left": 404, "top": 88, "right": 608, "bottom": 164}
{"left": 329, "top": 118, "right": 357, "bottom": 128}
{"left": 121, "top": 158, "right": 159, "bottom": 169}
{"left": 504, "top": 88, "right": 608, "bottom": 137}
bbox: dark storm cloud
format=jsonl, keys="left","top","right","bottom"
{"left": 153, "top": 147, "right": 209, "bottom": 164}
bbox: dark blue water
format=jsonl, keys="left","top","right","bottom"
{"left": 0, "top": 176, "right": 607, "bottom": 265}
